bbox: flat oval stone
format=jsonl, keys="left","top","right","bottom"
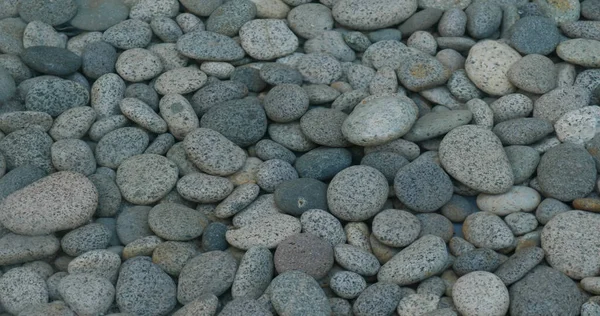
{"left": 476, "top": 186, "right": 541, "bottom": 216}
{"left": 440, "top": 125, "right": 514, "bottom": 194}
{"left": 177, "top": 172, "right": 233, "bottom": 203}
{"left": 542, "top": 210, "right": 600, "bottom": 279}
{"left": 18, "top": 0, "right": 77, "bottom": 26}
{"left": 332, "top": 0, "right": 417, "bottom": 31}
{"left": 492, "top": 117, "right": 554, "bottom": 145}
{"left": 0, "top": 233, "right": 60, "bottom": 265}
{"left": 70, "top": 0, "right": 130, "bottom": 31}
{"left": 178, "top": 251, "right": 237, "bottom": 303}
{"left": 372, "top": 209, "right": 421, "bottom": 247}
{"left": 452, "top": 271, "right": 509, "bottom": 316}
{"left": 154, "top": 67, "right": 207, "bottom": 95}
{"left": 555, "top": 106, "right": 600, "bottom": 145}
{"left": 96, "top": 127, "right": 149, "bottom": 168}
{"left": 462, "top": 212, "right": 514, "bottom": 250}
{"left": 270, "top": 271, "right": 331, "bottom": 315}
{"left": 505, "top": 145, "right": 540, "bottom": 184}
{"left": 60, "top": 222, "right": 111, "bottom": 256}
{"left": 158, "top": 94, "right": 199, "bottom": 140}
{"left": 403, "top": 110, "right": 472, "bottom": 142}
{"left": 116, "top": 154, "right": 179, "bottom": 205}
{"left": 26, "top": 78, "right": 89, "bottom": 117}
{"left": 378, "top": 235, "right": 449, "bottom": 285}
{"left": 299, "top": 107, "right": 351, "bottom": 147}
{"left": 239, "top": 19, "right": 298, "bottom": 60}
{"left": 494, "top": 246, "right": 544, "bottom": 286}
{"left": 231, "top": 247, "right": 273, "bottom": 299}
{"left": 21, "top": 46, "right": 81, "bottom": 76}
{"left": 120, "top": 98, "right": 167, "bottom": 134}
{"left": 0, "top": 171, "right": 97, "bottom": 235}
{"left": 148, "top": 202, "right": 206, "bottom": 241}
{"left": 537, "top": 143, "right": 596, "bottom": 201}
{"left": 327, "top": 165, "right": 389, "bottom": 221}
{"left": 274, "top": 233, "right": 334, "bottom": 279}
{"left": 49, "top": 106, "right": 97, "bottom": 141}
{"left": 342, "top": 95, "right": 418, "bottom": 146}
{"left": 353, "top": 282, "right": 402, "bottom": 316}
{"left": 300, "top": 209, "right": 346, "bottom": 246}
{"left": 334, "top": 243, "right": 381, "bottom": 276}
{"left": 102, "top": 19, "right": 152, "bottom": 49}
{"left": 226, "top": 213, "right": 301, "bottom": 250}
{"left": 465, "top": 40, "right": 521, "bottom": 96}
{"left": 0, "top": 111, "right": 52, "bottom": 134}
{"left": 533, "top": 85, "right": 590, "bottom": 124}
{"left": 115, "top": 48, "right": 163, "bottom": 82}
{"left": 183, "top": 128, "right": 246, "bottom": 176}
{"left": 177, "top": 31, "right": 245, "bottom": 61}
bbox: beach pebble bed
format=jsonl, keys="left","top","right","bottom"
{"left": 0, "top": 0, "right": 599, "bottom": 315}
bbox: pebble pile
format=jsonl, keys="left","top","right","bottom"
{"left": 0, "top": 0, "right": 600, "bottom": 315}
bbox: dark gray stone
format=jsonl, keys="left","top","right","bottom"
{"left": 270, "top": 271, "right": 331, "bottom": 315}
{"left": 452, "top": 248, "right": 502, "bottom": 276}
{"left": 201, "top": 222, "right": 228, "bottom": 251}
{"left": 294, "top": 147, "right": 352, "bottom": 180}
{"left": 398, "top": 8, "right": 443, "bottom": 36}
{"left": 394, "top": 157, "right": 453, "bottom": 212}
{"left": 274, "top": 178, "right": 328, "bottom": 216}
{"left": 0, "top": 164, "right": 45, "bottom": 201}
{"left": 102, "top": 19, "right": 152, "bottom": 49}
{"left": 353, "top": 282, "right": 402, "bottom": 316}
{"left": 255, "top": 139, "right": 296, "bottom": 165}
{"left": 200, "top": 98, "right": 267, "bottom": 147}
{"left": 259, "top": 63, "right": 303, "bottom": 86}
{"left": 508, "top": 16, "right": 560, "bottom": 55}
{"left": 274, "top": 233, "right": 334, "bottom": 279}
{"left": 70, "top": 0, "right": 129, "bottom": 31}
{"left": 492, "top": 118, "right": 554, "bottom": 145}
{"left": 178, "top": 251, "right": 238, "bottom": 304}
{"left": 25, "top": 78, "right": 89, "bottom": 117}
{"left": 18, "top": 0, "right": 77, "bottom": 26}
{"left": 82, "top": 41, "right": 117, "bottom": 79}
{"left": 125, "top": 83, "right": 159, "bottom": 111}
{"left": 116, "top": 206, "right": 153, "bottom": 245}
{"left": 21, "top": 46, "right": 81, "bottom": 76}
{"left": 231, "top": 66, "right": 267, "bottom": 92}
{"left": 361, "top": 151, "right": 409, "bottom": 184}
{"left": 264, "top": 84, "right": 309, "bottom": 123}
{"left": 95, "top": 127, "right": 149, "bottom": 169}
{"left": 494, "top": 246, "right": 544, "bottom": 285}
{"left": 177, "top": 30, "right": 245, "bottom": 61}
{"left": 61, "top": 223, "right": 112, "bottom": 257}
{"left": 190, "top": 80, "right": 248, "bottom": 116}
{"left": 465, "top": 1, "right": 502, "bottom": 39}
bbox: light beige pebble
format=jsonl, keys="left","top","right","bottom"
{"left": 452, "top": 271, "right": 509, "bottom": 316}
{"left": 476, "top": 186, "right": 541, "bottom": 216}
{"left": 557, "top": 39, "right": 600, "bottom": 67}
{"left": 154, "top": 67, "right": 207, "bottom": 95}
{"left": 23, "top": 21, "right": 66, "bottom": 48}
{"left": 465, "top": 40, "right": 522, "bottom": 96}
{"left": 116, "top": 48, "right": 163, "bottom": 82}
{"left": 49, "top": 106, "right": 97, "bottom": 141}
{"left": 158, "top": 94, "right": 199, "bottom": 139}
{"left": 582, "top": 277, "right": 600, "bottom": 295}
{"left": 555, "top": 62, "right": 576, "bottom": 87}
{"left": 555, "top": 106, "right": 600, "bottom": 145}
{"left": 67, "top": 32, "right": 103, "bottom": 56}
{"left": 225, "top": 213, "right": 301, "bottom": 250}
{"left": 0, "top": 171, "right": 98, "bottom": 236}
{"left": 200, "top": 62, "right": 235, "bottom": 79}
{"left": 345, "top": 222, "right": 372, "bottom": 253}
{"left": 466, "top": 98, "right": 494, "bottom": 129}
{"left": 250, "top": 0, "right": 290, "bottom": 18}
{"left": 120, "top": 97, "right": 168, "bottom": 134}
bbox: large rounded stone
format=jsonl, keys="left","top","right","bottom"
{"left": 0, "top": 171, "right": 97, "bottom": 236}
{"left": 452, "top": 271, "right": 509, "bottom": 316}
{"left": 465, "top": 40, "right": 522, "bottom": 96}
{"left": 332, "top": 0, "right": 417, "bottom": 31}
{"left": 183, "top": 128, "right": 246, "bottom": 176}
{"left": 439, "top": 125, "right": 514, "bottom": 194}
{"left": 327, "top": 165, "right": 389, "bottom": 221}
{"left": 394, "top": 157, "right": 453, "bottom": 212}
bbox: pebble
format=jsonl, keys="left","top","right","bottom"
{"left": 361, "top": 151, "right": 408, "bottom": 183}
{"left": 536, "top": 0, "right": 580, "bottom": 23}
{"left": 258, "top": 63, "right": 303, "bottom": 85}
{"left": 453, "top": 248, "right": 502, "bottom": 276}
{"left": 465, "top": 40, "right": 522, "bottom": 96}
{"left": 0, "top": 171, "right": 96, "bottom": 235}
{"left": 226, "top": 214, "right": 301, "bottom": 249}
{"left": 0, "top": 267, "right": 48, "bottom": 315}
{"left": 116, "top": 49, "right": 163, "bottom": 82}
{"left": 61, "top": 222, "right": 111, "bottom": 256}
{"left": 447, "top": 70, "right": 482, "bottom": 103}
{"left": 0, "top": 111, "right": 51, "bottom": 134}
{"left": 239, "top": 19, "right": 298, "bottom": 60}
{"left": 535, "top": 197, "right": 571, "bottom": 225}
{"left": 154, "top": 67, "right": 207, "bottom": 95}
{"left": 463, "top": 212, "right": 515, "bottom": 249}
{"left": 177, "top": 250, "right": 237, "bottom": 304}
{"left": 505, "top": 145, "right": 540, "bottom": 184}
{"left": 273, "top": 178, "right": 327, "bottom": 216}
{"left": 172, "top": 294, "right": 219, "bottom": 316}
{"left": 219, "top": 297, "right": 272, "bottom": 316}
{"left": 399, "top": 8, "right": 444, "bottom": 36}
{"left": 327, "top": 165, "right": 388, "bottom": 221}
{"left": 583, "top": 0, "right": 600, "bottom": 20}
{"left": 82, "top": 41, "right": 118, "bottom": 81}
{"left": 0, "top": 233, "right": 59, "bottom": 265}
{"left": 231, "top": 247, "right": 273, "bottom": 299}
{"left": 508, "top": 16, "right": 560, "bottom": 55}
{"left": 344, "top": 222, "right": 371, "bottom": 252}
{"left": 25, "top": 78, "right": 89, "bottom": 117}
{"left": 378, "top": 235, "right": 449, "bottom": 285}
{"left": 263, "top": 84, "right": 309, "bottom": 123}
{"left": 95, "top": 127, "right": 149, "bottom": 168}
{"left": 287, "top": 3, "right": 333, "bottom": 39}
{"left": 438, "top": 8, "right": 467, "bottom": 37}
{"left": 536, "top": 143, "right": 596, "bottom": 201}
{"left": 256, "top": 159, "right": 298, "bottom": 192}
{"left": 330, "top": 271, "right": 367, "bottom": 299}
{"left": 465, "top": 1, "right": 502, "bottom": 39}
{"left": 332, "top": 0, "right": 417, "bottom": 30}
{"left": 157, "top": 94, "right": 199, "bottom": 140}
{"left": 534, "top": 85, "right": 591, "bottom": 123}
{"left": 122, "top": 235, "right": 163, "bottom": 259}
{"left": 177, "top": 172, "right": 233, "bottom": 203}
{"left": 439, "top": 125, "right": 514, "bottom": 194}
{"left": 509, "top": 265, "right": 583, "bottom": 316}
{"left": 90, "top": 73, "right": 126, "bottom": 118}
{"left": 372, "top": 209, "right": 421, "bottom": 247}
{"left": 149, "top": 42, "right": 188, "bottom": 71}
{"left": 102, "top": 19, "right": 152, "bottom": 49}
{"left": 494, "top": 246, "right": 544, "bottom": 285}
{"left": 449, "top": 237, "right": 476, "bottom": 257}
{"left": 49, "top": 106, "right": 97, "bottom": 141}
{"left": 300, "top": 209, "right": 346, "bottom": 246}
{"left": 58, "top": 273, "right": 115, "bottom": 316}
{"left": 51, "top": 139, "right": 96, "bottom": 175}
{"left": 303, "top": 84, "right": 340, "bottom": 105}
{"left": 179, "top": 0, "right": 222, "bottom": 16}
{"left": 206, "top": 0, "right": 256, "bottom": 37}
{"left": 176, "top": 31, "right": 245, "bottom": 61}
{"left": 416, "top": 213, "right": 454, "bottom": 242}
{"left": 342, "top": 95, "right": 418, "bottom": 146}
{"left": 129, "top": 0, "right": 179, "bottom": 22}
{"left": 507, "top": 54, "right": 557, "bottom": 94}
{"left": 352, "top": 282, "right": 402, "bottom": 316}
{"left": 22, "top": 21, "right": 66, "bottom": 49}
{"left": 477, "top": 186, "right": 540, "bottom": 216}
{"left": 296, "top": 53, "right": 342, "bottom": 84}
{"left": 231, "top": 66, "right": 267, "bottom": 92}
{"left": 67, "top": 249, "right": 121, "bottom": 283}
{"left": 270, "top": 271, "right": 331, "bottom": 315}
{"left": 557, "top": 39, "right": 600, "bottom": 67}
{"left": 394, "top": 156, "right": 453, "bottom": 212}
{"left": 148, "top": 202, "right": 206, "bottom": 241}
{"left": 490, "top": 93, "right": 533, "bottom": 123}
{"left": 560, "top": 21, "right": 600, "bottom": 41}
{"left": 295, "top": 147, "right": 352, "bottom": 180}
{"left": 116, "top": 154, "right": 179, "bottom": 205}
{"left": 333, "top": 243, "right": 381, "bottom": 276}
{"left": 397, "top": 54, "right": 451, "bottom": 92}
{"left": 397, "top": 293, "right": 439, "bottom": 315}
{"left": 70, "top": 0, "right": 129, "bottom": 31}
{"left": 116, "top": 257, "right": 177, "bottom": 315}
{"left": 542, "top": 210, "right": 600, "bottom": 279}
{"left": 200, "top": 62, "right": 235, "bottom": 79}
{"left": 582, "top": 277, "right": 600, "bottom": 295}
{"left": 274, "top": 233, "right": 334, "bottom": 279}
{"left": 215, "top": 183, "right": 260, "bottom": 218}
{"left": 452, "top": 271, "right": 509, "bottom": 316}
{"left": 494, "top": 117, "right": 555, "bottom": 145}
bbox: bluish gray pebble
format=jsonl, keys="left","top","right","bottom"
{"left": 200, "top": 98, "right": 267, "bottom": 147}
{"left": 274, "top": 178, "right": 328, "bottom": 216}
{"left": 201, "top": 222, "right": 228, "bottom": 251}
{"left": 295, "top": 147, "right": 352, "bottom": 180}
